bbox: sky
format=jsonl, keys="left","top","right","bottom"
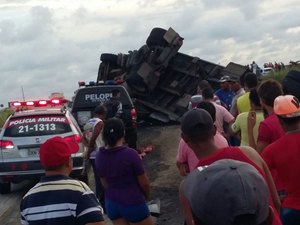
{"left": 0, "top": 0, "right": 300, "bottom": 106}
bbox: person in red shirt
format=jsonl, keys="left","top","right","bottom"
{"left": 262, "top": 95, "right": 300, "bottom": 225}
{"left": 179, "top": 108, "right": 281, "bottom": 225}
{"left": 181, "top": 159, "right": 274, "bottom": 225}
{"left": 248, "top": 79, "right": 284, "bottom": 152}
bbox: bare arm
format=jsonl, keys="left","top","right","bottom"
{"left": 179, "top": 181, "right": 196, "bottom": 225}
{"left": 222, "top": 105, "right": 235, "bottom": 137}
{"left": 87, "top": 121, "right": 103, "bottom": 157}
{"left": 247, "top": 111, "right": 269, "bottom": 153}
{"left": 262, "top": 161, "right": 281, "bottom": 212}
{"left": 240, "top": 146, "right": 280, "bottom": 212}
{"left": 256, "top": 141, "right": 268, "bottom": 154}
{"left": 100, "top": 178, "right": 108, "bottom": 189}
{"left": 247, "top": 111, "right": 257, "bottom": 150}
{"left": 82, "top": 130, "right": 90, "bottom": 147}
{"left": 137, "top": 173, "right": 151, "bottom": 200}
{"left": 176, "top": 161, "right": 189, "bottom": 177}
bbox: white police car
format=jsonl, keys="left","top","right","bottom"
{"left": 260, "top": 67, "right": 275, "bottom": 76}
{"left": 0, "top": 99, "right": 85, "bottom": 194}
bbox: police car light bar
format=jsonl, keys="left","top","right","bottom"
{"left": 9, "top": 99, "right": 67, "bottom": 108}
{"left": 26, "top": 101, "right": 35, "bottom": 106}
{"left": 78, "top": 81, "right": 97, "bottom": 87}
{"left": 78, "top": 81, "right": 86, "bottom": 86}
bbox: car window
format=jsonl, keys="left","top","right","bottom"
{"left": 3, "top": 115, "right": 71, "bottom": 137}
{"left": 76, "top": 111, "right": 92, "bottom": 126}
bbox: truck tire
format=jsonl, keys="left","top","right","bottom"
{"left": 0, "top": 182, "right": 11, "bottom": 194}
{"left": 133, "top": 45, "right": 150, "bottom": 65}
{"left": 146, "top": 28, "right": 169, "bottom": 48}
{"left": 100, "top": 53, "right": 118, "bottom": 64}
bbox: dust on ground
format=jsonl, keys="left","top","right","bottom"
{"left": 138, "top": 124, "right": 184, "bottom": 225}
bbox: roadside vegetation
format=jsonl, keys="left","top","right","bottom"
{"left": 260, "top": 65, "right": 300, "bottom": 82}
{"left": 0, "top": 108, "right": 14, "bottom": 128}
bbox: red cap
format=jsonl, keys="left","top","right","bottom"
{"left": 40, "top": 136, "right": 79, "bottom": 167}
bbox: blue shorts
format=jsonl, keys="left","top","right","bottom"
{"left": 105, "top": 199, "right": 150, "bottom": 223}
{"left": 281, "top": 208, "right": 300, "bottom": 225}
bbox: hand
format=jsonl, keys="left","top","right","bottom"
{"left": 179, "top": 163, "right": 190, "bottom": 176}
{"left": 85, "top": 147, "right": 94, "bottom": 160}
{"left": 247, "top": 111, "right": 256, "bottom": 129}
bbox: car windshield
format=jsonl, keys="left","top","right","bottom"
{"left": 3, "top": 115, "right": 71, "bottom": 137}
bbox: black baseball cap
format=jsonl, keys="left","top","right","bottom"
{"left": 183, "top": 159, "right": 270, "bottom": 225}
{"left": 181, "top": 108, "right": 214, "bottom": 137}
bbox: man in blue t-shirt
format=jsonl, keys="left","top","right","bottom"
{"left": 215, "top": 75, "right": 235, "bottom": 110}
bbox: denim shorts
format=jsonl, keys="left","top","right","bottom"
{"left": 105, "top": 199, "right": 150, "bottom": 223}
{"left": 281, "top": 208, "right": 300, "bottom": 225}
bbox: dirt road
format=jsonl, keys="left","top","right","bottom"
{"left": 0, "top": 124, "right": 184, "bottom": 225}
{"left": 139, "top": 124, "right": 183, "bottom": 225}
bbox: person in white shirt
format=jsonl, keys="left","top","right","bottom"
{"left": 83, "top": 104, "right": 107, "bottom": 204}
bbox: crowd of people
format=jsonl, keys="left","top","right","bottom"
{"left": 178, "top": 70, "right": 300, "bottom": 225}
{"left": 19, "top": 70, "right": 300, "bottom": 225}
{"left": 248, "top": 61, "right": 286, "bottom": 75}
{"left": 263, "top": 62, "right": 285, "bottom": 71}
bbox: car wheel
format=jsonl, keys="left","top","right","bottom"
{"left": 0, "top": 182, "right": 11, "bottom": 194}
{"left": 146, "top": 28, "right": 169, "bottom": 48}
{"left": 100, "top": 53, "right": 118, "bottom": 65}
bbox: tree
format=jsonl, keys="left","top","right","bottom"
{"left": 0, "top": 108, "right": 14, "bottom": 128}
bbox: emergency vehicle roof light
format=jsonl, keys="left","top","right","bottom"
{"left": 26, "top": 101, "right": 34, "bottom": 106}
{"left": 78, "top": 81, "right": 86, "bottom": 87}
{"left": 51, "top": 99, "right": 60, "bottom": 104}
{"left": 38, "top": 100, "right": 47, "bottom": 105}
{"left": 89, "top": 81, "right": 96, "bottom": 86}
{"left": 8, "top": 98, "right": 67, "bottom": 110}
{"left": 12, "top": 102, "right": 21, "bottom": 107}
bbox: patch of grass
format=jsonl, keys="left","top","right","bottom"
{"left": 0, "top": 108, "right": 14, "bottom": 128}
{"left": 260, "top": 65, "right": 300, "bottom": 82}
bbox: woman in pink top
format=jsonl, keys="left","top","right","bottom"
{"left": 176, "top": 102, "right": 228, "bottom": 176}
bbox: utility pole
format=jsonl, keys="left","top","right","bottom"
{"left": 21, "top": 86, "right": 25, "bottom": 101}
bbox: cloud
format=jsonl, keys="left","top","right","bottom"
{"left": 0, "top": 0, "right": 300, "bottom": 106}
{"left": 0, "top": 6, "right": 53, "bottom": 45}
{"left": 0, "top": 5, "right": 97, "bottom": 104}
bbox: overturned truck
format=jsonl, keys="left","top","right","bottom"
{"left": 97, "top": 27, "right": 250, "bottom": 123}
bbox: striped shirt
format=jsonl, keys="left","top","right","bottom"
{"left": 20, "top": 175, "right": 104, "bottom": 225}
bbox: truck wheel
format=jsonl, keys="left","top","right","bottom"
{"left": 0, "top": 182, "right": 11, "bottom": 194}
{"left": 133, "top": 45, "right": 149, "bottom": 65}
{"left": 100, "top": 53, "right": 118, "bottom": 64}
{"left": 146, "top": 28, "right": 169, "bottom": 48}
